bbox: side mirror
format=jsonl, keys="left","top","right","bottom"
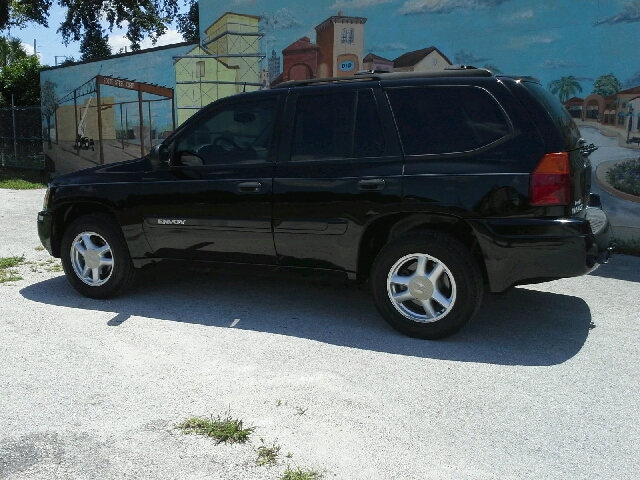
{"left": 150, "top": 144, "right": 170, "bottom": 166}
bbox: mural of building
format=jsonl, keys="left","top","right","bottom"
{"left": 174, "top": 44, "right": 237, "bottom": 124}
{"left": 565, "top": 86, "right": 640, "bottom": 136}
{"left": 268, "top": 50, "right": 281, "bottom": 82}
{"left": 362, "top": 53, "right": 393, "bottom": 73}
{"left": 273, "top": 37, "right": 321, "bottom": 84}
{"left": 315, "top": 12, "right": 366, "bottom": 78}
{"left": 201, "top": 12, "right": 264, "bottom": 89}
{"left": 392, "top": 47, "right": 452, "bottom": 73}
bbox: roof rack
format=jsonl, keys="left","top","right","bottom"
{"left": 271, "top": 68, "right": 494, "bottom": 89}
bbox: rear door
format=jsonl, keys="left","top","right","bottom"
{"left": 138, "top": 95, "right": 281, "bottom": 264}
{"left": 272, "top": 86, "right": 403, "bottom": 273}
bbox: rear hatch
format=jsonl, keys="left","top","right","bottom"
{"left": 509, "top": 79, "right": 591, "bottom": 216}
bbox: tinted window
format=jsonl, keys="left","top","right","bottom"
{"left": 387, "top": 86, "right": 510, "bottom": 155}
{"left": 521, "top": 81, "right": 582, "bottom": 150}
{"left": 291, "top": 92, "right": 355, "bottom": 161}
{"left": 175, "top": 98, "right": 277, "bottom": 166}
{"left": 353, "top": 91, "right": 385, "bottom": 158}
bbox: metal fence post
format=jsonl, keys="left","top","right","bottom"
{"left": 12, "top": 94, "right": 18, "bottom": 163}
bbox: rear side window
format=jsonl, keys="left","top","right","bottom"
{"left": 290, "top": 90, "right": 386, "bottom": 161}
{"left": 386, "top": 86, "right": 511, "bottom": 155}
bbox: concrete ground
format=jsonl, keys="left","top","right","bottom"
{"left": 1, "top": 188, "right": 639, "bottom": 479}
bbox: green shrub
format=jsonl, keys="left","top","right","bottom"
{"left": 606, "top": 158, "right": 640, "bottom": 196}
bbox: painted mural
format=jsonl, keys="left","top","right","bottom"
{"left": 42, "top": 0, "right": 640, "bottom": 174}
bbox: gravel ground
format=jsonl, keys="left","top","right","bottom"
{"left": 1, "top": 188, "right": 639, "bottom": 479}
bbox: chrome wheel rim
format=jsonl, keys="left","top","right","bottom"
{"left": 387, "top": 253, "right": 457, "bottom": 323}
{"left": 70, "top": 231, "right": 114, "bottom": 287}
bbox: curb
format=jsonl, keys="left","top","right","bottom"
{"left": 594, "top": 160, "right": 640, "bottom": 204}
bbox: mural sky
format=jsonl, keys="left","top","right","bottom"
{"left": 199, "top": 0, "right": 640, "bottom": 92}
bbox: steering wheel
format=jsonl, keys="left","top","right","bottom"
{"left": 213, "top": 135, "right": 241, "bottom": 151}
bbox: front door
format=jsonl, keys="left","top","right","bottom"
{"left": 138, "top": 96, "right": 281, "bottom": 264}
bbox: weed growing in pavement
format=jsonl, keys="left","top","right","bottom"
{"left": 281, "top": 466, "right": 322, "bottom": 480}
{"left": 177, "top": 413, "right": 254, "bottom": 444}
{"left": 611, "top": 237, "right": 640, "bottom": 257}
{"left": 256, "top": 438, "right": 281, "bottom": 466}
{"left": 295, "top": 406, "right": 308, "bottom": 415}
{"left": 34, "top": 246, "right": 45, "bottom": 251}
{"left": 0, "top": 256, "right": 25, "bottom": 283}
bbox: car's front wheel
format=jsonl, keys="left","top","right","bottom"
{"left": 60, "top": 214, "right": 136, "bottom": 299}
{"left": 371, "top": 231, "right": 483, "bottom": 339}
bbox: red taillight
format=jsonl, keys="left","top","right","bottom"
{"left": 530, "top": 152, "right": 571, "bottom": 206}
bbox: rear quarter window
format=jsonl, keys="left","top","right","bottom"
{"left": 386, "top": 86, "right": 511, "bottom": 156}
{"left": 520, "top": 81, "right": 583, "bottom": 151}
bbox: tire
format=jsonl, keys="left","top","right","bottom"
{"left": 370, "top": 231, "right": 483, "bottom": 340}
{"left": 60, "top": 214, "right": 137, "bottom": 299}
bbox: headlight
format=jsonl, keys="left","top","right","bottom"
{"left": 42, "top": 187, "right": 51, "bottom": 211}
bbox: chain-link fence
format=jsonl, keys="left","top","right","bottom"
{"left": 0, "top": 105, "right": 44, "bottom": 170}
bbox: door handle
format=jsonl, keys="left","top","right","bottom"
{"left": 237, "top": 181, "right": 262, "bottom": 193}
{"left": 357, "top": 179, "right": 385, "bottom": 191}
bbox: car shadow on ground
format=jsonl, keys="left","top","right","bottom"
{"left": 20, "top": 266, "right": 592, "bottom": 367}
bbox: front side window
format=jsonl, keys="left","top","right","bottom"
{"left": 174, "top": 98, "right": 277, "bottom": 166}
{"left": 387, "top": 86, "right": 511, "bottom": 155}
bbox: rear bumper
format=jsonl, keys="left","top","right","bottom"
{"left": 468, "top": 199, "right": 611, "bottom": 292}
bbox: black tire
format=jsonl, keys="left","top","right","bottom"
{"left": 60, "top": 214, "right": 137, "bottom": 299}
{"left": 370, "top": 231, "right": 483, "bottom": 340}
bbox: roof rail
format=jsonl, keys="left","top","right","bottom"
{"left": 272, "top": 68, "right": 494, "bottom": 89}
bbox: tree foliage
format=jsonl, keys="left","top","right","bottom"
{"left": 593, "top": 74, "right": 622, "bottom": 97}
{"left": 79, "top": 22, "right": 112, "bottom": 61}
{"left": 1, "top": 0, "right": 180, "bottom": 52}
{"left": 548, "top": 76, "right": 583, "bottom": 103}
{"left": 0, "top": 36, "right": 28, "bottom": 68}
{"left": 57, "top": 0, "right": 179, "bottom": 51}
{"left": 0, "top": 55, "right": 41, "bottom": 106}
{"left": 177, "top": 0, "right": 199, "bottom": 43}
{"left": 0, "top": 0, "right": 52, "bottom": 30}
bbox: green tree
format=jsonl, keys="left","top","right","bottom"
{"left": 548, "top": 76, "right": 583, "bottom": 103}
{"left": 41, "top": 80, "right": 58, "bottom": 148}
{"left": 1, "top": 1, "right": 178, "bottom": 52}
{"left": 0, "top": 0, "right": 51, "bottom": 30}
{"left": 593, "top": 73, "right": 622, "bottom": 97}
{"left": 79, "top": 22, "right": 112, "bottom": 61}
{"left": 177, "top": 0, "right": 199, "bottom": 43}
{"left": 0, "top": 36, "right": 28, "bottom": 68}
{"left": 0, "top": 56, "right": 41, "bottom": 106}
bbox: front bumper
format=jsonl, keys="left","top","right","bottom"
{"left": 468, "top": 196, "right": 611, "bottom": 292}
{"left": 37, "top": 211, "right": 54, "bottom": 256}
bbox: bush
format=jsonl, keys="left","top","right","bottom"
{"left": 606, "top": 158, "right": 640, "bottom": 196}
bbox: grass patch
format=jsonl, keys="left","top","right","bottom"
{"left": 256, "top": 439, "right": 281, "bottom": 466}
{"left": 281, "top": 466, "right": 322, "bottom": 480}
{"left": 611, "top": 237, "right": 640, "bottom": 257}
{"left": 34, "top": 246, "right": 45, "bottom": 251}
{"left": 0, "top": 255, "right": 25, "bottom": 283}
{"left": 0, "top": 168, "right": 48, "bottom": 190}
{"left": 177, "top": 413, "right": 254, "bottom": 444}
{"left": 606, "top": 158, "right": 640, "bottom": 196}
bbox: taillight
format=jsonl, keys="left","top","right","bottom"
{"left": 530, "top": 152, "right": 571, "bottom": 206}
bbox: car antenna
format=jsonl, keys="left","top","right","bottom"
{"left": 243, "top": 82, "right": 247, "bottom": 92}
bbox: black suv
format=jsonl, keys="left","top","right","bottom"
{"left": 37, "top": 69, "right": 611, "bottom": 339}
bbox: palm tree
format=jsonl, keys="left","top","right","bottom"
{"left": 0, "top": 36, "right": 27, "bottom": 68}
{"left": 548, "top": 76, "right": 583, "bottom": 103}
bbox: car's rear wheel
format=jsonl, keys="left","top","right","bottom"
{"left": 60, "top": 214, "right": 136, "bottom": 299}
{"left": 371, "top": 231, "right": 483, "bottom": 339}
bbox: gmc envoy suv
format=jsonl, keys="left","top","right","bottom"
{"left": 38, "top": 68, "right": 611, "bottom": 339}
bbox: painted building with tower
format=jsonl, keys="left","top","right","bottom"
{"left": 315, "top": 12, "right": 366, "bottom": 78}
